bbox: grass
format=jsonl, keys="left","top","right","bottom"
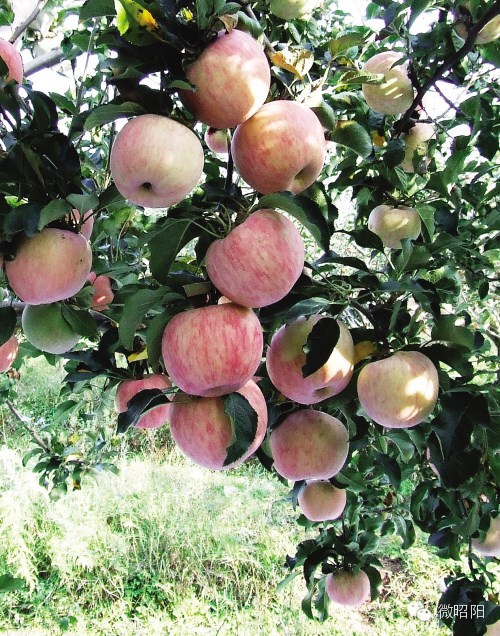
{"left": 0, "top": 357, "right": 453, "bottom": 635}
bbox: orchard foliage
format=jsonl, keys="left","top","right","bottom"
{"left": 0, "top": 0, "right": 499, "bottom": 633}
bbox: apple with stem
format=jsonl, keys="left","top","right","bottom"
{"left": 269, "top": 409, "right": 349, "bottom": 481}
{"left": 110, "top": 114, "right": 204, "bottom": 208}
{"left": 22, "top": 303, "right": 80, "bottom": 354}
{"left": 455, "top": 3, "right": 500, "bottom": 44}
{"left": 325, "top": 570, "right": 371, "bottom": 607}
{"left": 115, "top": 374, "right": 172, "bottom": 429}
{"left": 362, "top": 52, "right": 414, "bottom": 115}
{"left": 231, "top": 100, "right": 327, "bottom": 195}
{"left": 367, "top": 205, "right": 422, "bottom": 249}
{"left": 180, "top": 29, "right": 271, "bottom": 129}
{"left": 5, "top": 228, "right": 92, "bottom": 305}
{"left": 266, "top": 317, "right": 354, "bottom": 404}
{"left": 0, "top": 39, "right": 23, "bottom": 85}
{"left": 298, "top": 480, "right": 347, "bottom": 522}
{"left": 205, "top": 209, "right": 304, "bottom": 308}
{"left": 169, "top": 379, "right": 267, "bottom": 470}
{"left": 0, "top": 335, "right": 19, "bottom": 372}
{"left": 357, "top": 351, "right": 439, "bottom": 428}
{"left": 162, "top": 303, "right": 263, "bottom": 398}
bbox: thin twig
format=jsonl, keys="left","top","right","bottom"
{"left": 9, "top": 0, "right": 49, "bottom": 44}
{"left": 5, "top": 399, "right": 51, "bottom": 452}
{"left": 24, "top": 47, "right": 67, "bottom": 76}
{"left": 238, "top": 1, "right": 276, "bottom": 54}
{"left": 394, "top": 1, "right": 500, "bottom": 135}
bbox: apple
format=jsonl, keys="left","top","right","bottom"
{"left": 231, "top": 100, "right": 327, "bottom": 195}
{"left": 204, "top": 128, "right": 229, "bottom": 155}
{"left": 0, "top": 39, "right": 23, "bottom": 85}
{"left": 367, "top": 204, "right": 422, "bottom": 248}
{"left": 269, "top": 409, "right": 349, "bottom": 481}
{"left": 362, "top": 52, "right": 414, "bottom": 115}
{"left": 0, "top": 335, "right": 19, "bottom": 372}
{"left": 357, "top": 351, "right": 439, "bottom": 428}
{"left": 115, "top": 374, "right": 172, "bottom": 429}
{"left": 109, "top": 114, "right": 204, "bottom": 208}
{"left": 88, "top": 273, "right": 114, "bottom": 311}
{"left": 162, "top": 303, "right": 263, "bottom": 398}
{"left": 22, "top": 303, "right": 80, "bottom": 354}
{"left": 455, "top": 3, "right": 500, "bottom": 44}
{"left": 298, "top": 480, "right": 347, "bottom": 522}
{"left": 485, "top": 620, "right": 500, "bottom": 636}
{"left": 5, "top": 228, "right": 92, "bottom": 305}
{"left": 325, "top": 570, "right": 371, "bottom": 608}
{"left": 169, "top": 379, "right": 267, "bottom": 470}
{"left": 205, "top": 209, "right": 304, "bottom": 308}
{"left": 180, "top": 29, "right": 271, "bottom": 129}
{"left": 471, "top": 516, "right": 500, "bottom": 558}
{"left": 266, "top": 317, "right": 354, "bottom": 405}
{"left": 400, "top": 122, "right": 435, "bottom": 173}
{"left": 269, "top": 0, "right": 324, "bottom": 21}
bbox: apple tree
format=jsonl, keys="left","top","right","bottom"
{"left": 0, "top": 0, "right": 499, "bottom": 632}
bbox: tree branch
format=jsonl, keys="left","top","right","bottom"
{"left": 394, "top": 1, "right": 500, "bottom": 135}
{"left": 238, "top": 1, "right": 276, "bottom": 54}
{"left": 24, "top": 47, "right": 67, "bottom": 77}
{"left": 5, "top": 399, "right": 51, "bottom": 452}
{"left": 9, "top": 0, "right": 49, "bottom": 45}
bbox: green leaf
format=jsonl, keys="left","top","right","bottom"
{"left": 285, "top": 298, "right": 331, "bottom": 323}
{"left": 416, "top": 204, "right": 435, "bottom": 241}
{"left": 383, "top": 138, "right": 405, "bottom": 168}
{"left": 0, "top": 574, "right": 25, "bottom": 594}
{"left": 80, "top": 0, "right": 115, "bottom": 21}
{"left": 38, "top": 199, "right": 72, "bottom": 230}
{"left": 0, "top": 307, "right": 16, "bottom": 346}
{"left": 302, "top": 317, "right": 339, "bottom": 378}
{"left": 337, "top": 69, "right": 383, "bottom": 86}
{"left": 118, "top": 288, "right": 180, "bottom": 350}
{"left": 222, "top": 392, "right": 259, "bottom": 467}
{"left": 146, "top": 309, "right": 175, "bottom": 372}
{"left": 431, "top": 316, "right": 474, "bottom": 351}
{"left": 52, "top": 400, "right": 81, "bottom": 423}
{"left": 60, "top": 306, "right": 98, "bottom": 339}
{"left": 116, "top": 388, "right": 169, "bottom": 433}
{"left": 66, "top": 193, "right": 99, "bottom": 215}
{"left": 84, "top": 102, "right": 146, "bottom": 130}
{"left": 333, "top": 121, "right": 372, "bottom": 158}
{"left": 328, "top": 33, "right": 365, "bottom": 59}
{"left": 149, "top": 219, "right": 202, "bottom": 284}
{"left": 255, "top": 192, "right": 331, "bottom": 251}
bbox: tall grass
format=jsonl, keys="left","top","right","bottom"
{"left": 0, "top": 446, "right": 450, "bottom": 636}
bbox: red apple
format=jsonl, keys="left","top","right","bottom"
{"left": 269, "top": 409, "right": 349, "bottom": 481}
{"left": 231, "top": 100, "right": 326, "bottom": 194}
{"left": 180, "top": 30, "right": 271, "bottom": 129}
{"left": 22, "top": 303, "right": 80, "bottom": 354}
{"left": 115, "top": 374, "right": 172, "bottom": 429}
{"left": 471, "top": 516, "right": 500, "bottom": 558}
{"left": 362, "top": 52, "right": 414, "bottom": 115}
{"left": 400, "top": 122, "right": 435, "bottom": 173}
{"left": 5, "top": 228, "right": 92, "bottom": 305}
{"left": 357, "top": 351, "right": 439, "bottom": 428}
{"left": 89, "top": 274, "right": 114, "bottom": 311}
{"left": 298, "top": 480, "right": 347, "bottom": 521}
{"left": 325, "top": 570, "right": 371, "bottom": 608}
{"left": 162, "top": 303, "right": 263, "bottom": 398}
{"left": 204, "top": 128, "right": 229, "bottom": 155}
{"left": 169, "top": 379, "right": 267, "bottom": 470}
{"left": 0, "top": 39, "right": 23, "bottom": 85}
{"left": 109, "top": 114, "right": 204, "bottom": 208}
{"left": 0, "top": 335, "right": 19, "bottom": 372}
{"left": 205, "top": 209, "right": 304, "bottom": 308}
{"left": 367, "top": 204, "right": 421, "bottom": 248}
{"left": 266, "top": 317, "right": 354, "bottom": 405}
